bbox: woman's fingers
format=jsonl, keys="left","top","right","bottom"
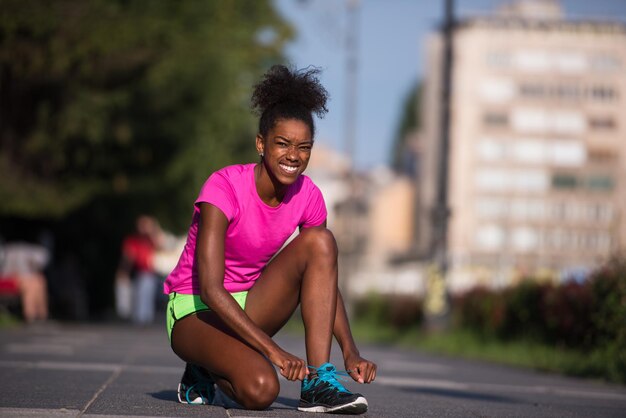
{"left": 348, "top": 358, "right": 377, "bottom": 384}
{"left": 269, "top": 346, "right": 308, "bottom": 381}
{"left": 354, "top": 365, "right": 365, "bottom": 383}
{"left": 279, "top": 356, "right": 308, "bottom": 381}
{"left": 364, "top": 361, "right": 377, "bottom": 383}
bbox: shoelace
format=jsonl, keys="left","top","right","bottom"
{"left": 185, "top": 366, "right": 214, "bottom": 403}
{"left": 185, "top": 381, "right": 213, "bottom": 403}
{"left": 307, "top": 363, "right": 351, "bottom": 393}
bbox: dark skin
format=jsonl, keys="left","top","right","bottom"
{"left": 171, "top": 118, "right": 376, "bottom": 410}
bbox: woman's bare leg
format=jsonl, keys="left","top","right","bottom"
{"left": 171, "top": 312, "right": 280, "bottom": 410}
{"left": 170, "top": 227, "right": 338, "bottom": 408}
{"left": 246, "top": 227, "right": 338, "bottom": 367}
{"left": 19, "top": 273, "right": 48, "bottom": 322}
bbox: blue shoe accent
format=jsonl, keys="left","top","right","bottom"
{"left": 177, "top": 363, "right": 215, "bottom": 405}
{"left": 298, "top": 363, "right": 368, "bottom": 414}
{"left": 302, "top": 363, "right": 350, "bottom": 392}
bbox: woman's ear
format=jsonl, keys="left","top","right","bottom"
{"left": 256, "top": 134, "right": 264, "bottom": 157}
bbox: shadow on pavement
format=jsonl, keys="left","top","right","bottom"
{"left": 401, "top": 387, "right": 521, "bottom": 404}
{"left": 274, "top": 396, "right": 299, "bottom": 408}
{"left": 148, "top": 391, "right": 299, "bottom": 410}
{"left": 150, "top": 390, "right": 178, "bottom": 402}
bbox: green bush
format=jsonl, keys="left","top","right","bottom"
{"left": 450, "top": 257, "right": 626, "bottom": 383}
{"left": 451, "top": 287, "right": 504, "bottom": 336}
{"left": 499, "top": 280, "right": 548, "bottom": 341}
{"left": 353, "top": 293, "right": 387, "bottom": 325}
{"left": 389, "top": 295, "right": 424, "bottom": 329}
{"left": 588, "top": 258, "right": 626, "bottom": 383}
{"left": 541, "top": 281, "right": 594, "bottom": 348}
{"left": 353, "top": 293, "right": 423, "bottom": 330}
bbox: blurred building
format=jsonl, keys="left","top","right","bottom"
{"left": 414, "top": 0, "right": 626, "bottom": 292}
{"left": 343, "top": 167, "right": 424, "bottom": 297}
{"left": 307, "top": 145, "right": 424, "bottom": 297}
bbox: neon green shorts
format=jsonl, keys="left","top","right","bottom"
{"left": 166, "top": 291, "right": 248, "bottom": 342}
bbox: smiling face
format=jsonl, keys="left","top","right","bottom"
{"left": 256, "top": 118, "right": 313, "bottom": 186}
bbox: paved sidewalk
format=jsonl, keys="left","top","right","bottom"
{"left": 1, "top": 321, "right": 625, "bottom": 417}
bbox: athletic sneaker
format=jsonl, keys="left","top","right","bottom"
{"left": 298, "top": 362, "right": 368, "bottom": 414}
{"left": 177, "top": 363, "right": 215, "bottom": 405}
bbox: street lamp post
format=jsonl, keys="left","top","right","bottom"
{"left": 426, "top": 0, "right": 455, "bottom": 327}
{"left": 342, "top": 0, "right": 360, "bottom": 314}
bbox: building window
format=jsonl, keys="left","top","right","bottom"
{"left": 514, "top": 50, "right": 550, "bottom": 72}
{"left": 554, "top": 52, "right": 587, "bottom": 73}
{"left": 551, "top": 203, "right": 566, "bottom": 221}
{"left": 476, "top": 138, "right": 586, "bottom": 167}
{"left": 556, "top": 85, "right": 580, "bottom": 100}
{"left": 476, "top": 169, "right": 548, "bottom": 192}
{"left": 591, "top": 55, "right": 621, "bottom": 72}
{"left": 518, "top": 83, "right": 617, "bottom": 102}
{"left": 552, "top": 174, "right": 578, "bottom": 189}
{"left": 511, "top": 227, "right": 539, "bottom": 252}
{"left": 598, "top": 233, "right": 611, "bottom": 251}
{"left": 550, "top": 140, "right": 586, "bottom": 167}
{"left": 590, "top": 204, "right": 613, "bottom": 223}
{"left": 514, "top": 170, "right": 549, "bottom": 191}
{"left": 480, "top": 78, "right": 515, "bottom": 103}
{"left": 475, "top": 169, "right": 510, "bottom": 191}
{"left": 565, "top": 204, "right": 583, "bottom": 222}
{"left": 512, "top": 50, "right": 589, "bottom": 73}
{"left": 553, "top": 111, "right": 586, "bottom": 134}
{"left": 512, "top": 108, "right": 585, "bottom": 134}
{"left": 512, "top": 108, "right": 548, "bottom": 132}
{"left": 475, "top": 198, "right": 507, "bottom": 219}
{"left": 483, "top": 112, "right": 508, "bottom": 127}
{"left": 513, "top": 140, "right": 544, "bottom": 164}
{"left": 591, "top": 86, "right": 618, "bottom": 101}
{"left": 486, "top": 52, "right": 511, "bottom": 68}
{"left": 547, "top": 228, "right": 566, "bottom": 249}
{"left": 476, "top": 139, "right": 506, "bottom": 161}
{"left": 519, "top": 84, "right": 545, "bottom": 98}
{"left": 510, "top": 199, "right": 545, "bottom": 220}
{"left": 588, "top": 149, "right": 616, "bottom": 163}
{"left": 586, "top": 176, "right": 614, "bottom": 191}
{"left": 475, "top": 224, "right": 505, "bottom": 250}
{"left": 589, "top": 117, "right": 616, "bottom": 130}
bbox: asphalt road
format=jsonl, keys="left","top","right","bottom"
{"left": 0, "top": 321, "right": 625, "bottom": 417}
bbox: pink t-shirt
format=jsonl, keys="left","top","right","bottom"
{"left": 163, "top": 164, "right": 327, "bottom": 294}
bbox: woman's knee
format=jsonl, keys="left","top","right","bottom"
{"left": 299, "top": 227, "right": 338, "bottom": 260}
{"left": 236, "top": 369, "right": 280, "bottom": 410}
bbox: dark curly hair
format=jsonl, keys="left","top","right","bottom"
{"left": 251, "top": 65, "right": 329, "bottom": 139}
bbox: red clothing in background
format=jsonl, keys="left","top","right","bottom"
{"left": 122, "top": 235, "right": 155, "bottom": 273}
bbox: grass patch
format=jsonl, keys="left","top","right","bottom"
{"left": 0, "top": 311, "right": 20, "bottom": 328}
{"left": 348, "top": 319, "right": 612, "bottom": 382}
{"left": 280, "top": 313, "right": 619, "bottom": 383}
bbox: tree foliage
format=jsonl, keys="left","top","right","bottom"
{"left": 0, "top": 0, "right": 293, "bottom": 315}
{"left": 0, "top": 0, "right": 292, "bottom": 230}
{"left": 391, "top": 81, "right": 421, "bottom": 174}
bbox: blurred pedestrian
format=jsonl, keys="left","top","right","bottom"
{"left": 116, "top": 215, "right": 163, "bottom": 325}
{"left": 164, "top": 65, "right": 376, "bottom": 414}
{"left": 0, "top": 242, "right": 49, "bottom": 322}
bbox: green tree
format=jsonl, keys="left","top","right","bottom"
{"left": 390, "top": 81, "right": 421, "bottom": 174}
{"left": 0, "top": 0, "right": 292, "bottom": 229}
{"left": 0, "top": 0, "right": 293, "bottom": 315}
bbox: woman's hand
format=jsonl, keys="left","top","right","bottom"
{"left": 344, "top": 352, "right": 377, "bottom": 384}
{"left": 268, "top": 346, "right": 309, "bottom": 381}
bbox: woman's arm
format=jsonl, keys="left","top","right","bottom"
{"left": 196, "top": 203, "right": 307, "bottom": 381}
{"left": 300, "top": 221, "right": 376, "bottom": 383}
{"left": 333, "top": 291, "right": 377, "bottom": 384}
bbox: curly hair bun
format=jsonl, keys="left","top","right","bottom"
{"left": 251, "top": 65, "right": 329, "bottom": 118}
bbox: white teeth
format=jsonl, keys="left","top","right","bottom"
{"left": 280, "top": 164, "right": 298, "bottom": 173}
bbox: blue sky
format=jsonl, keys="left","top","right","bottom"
{"left": 274, "top": 0, "right": 626, "bottom": 170}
